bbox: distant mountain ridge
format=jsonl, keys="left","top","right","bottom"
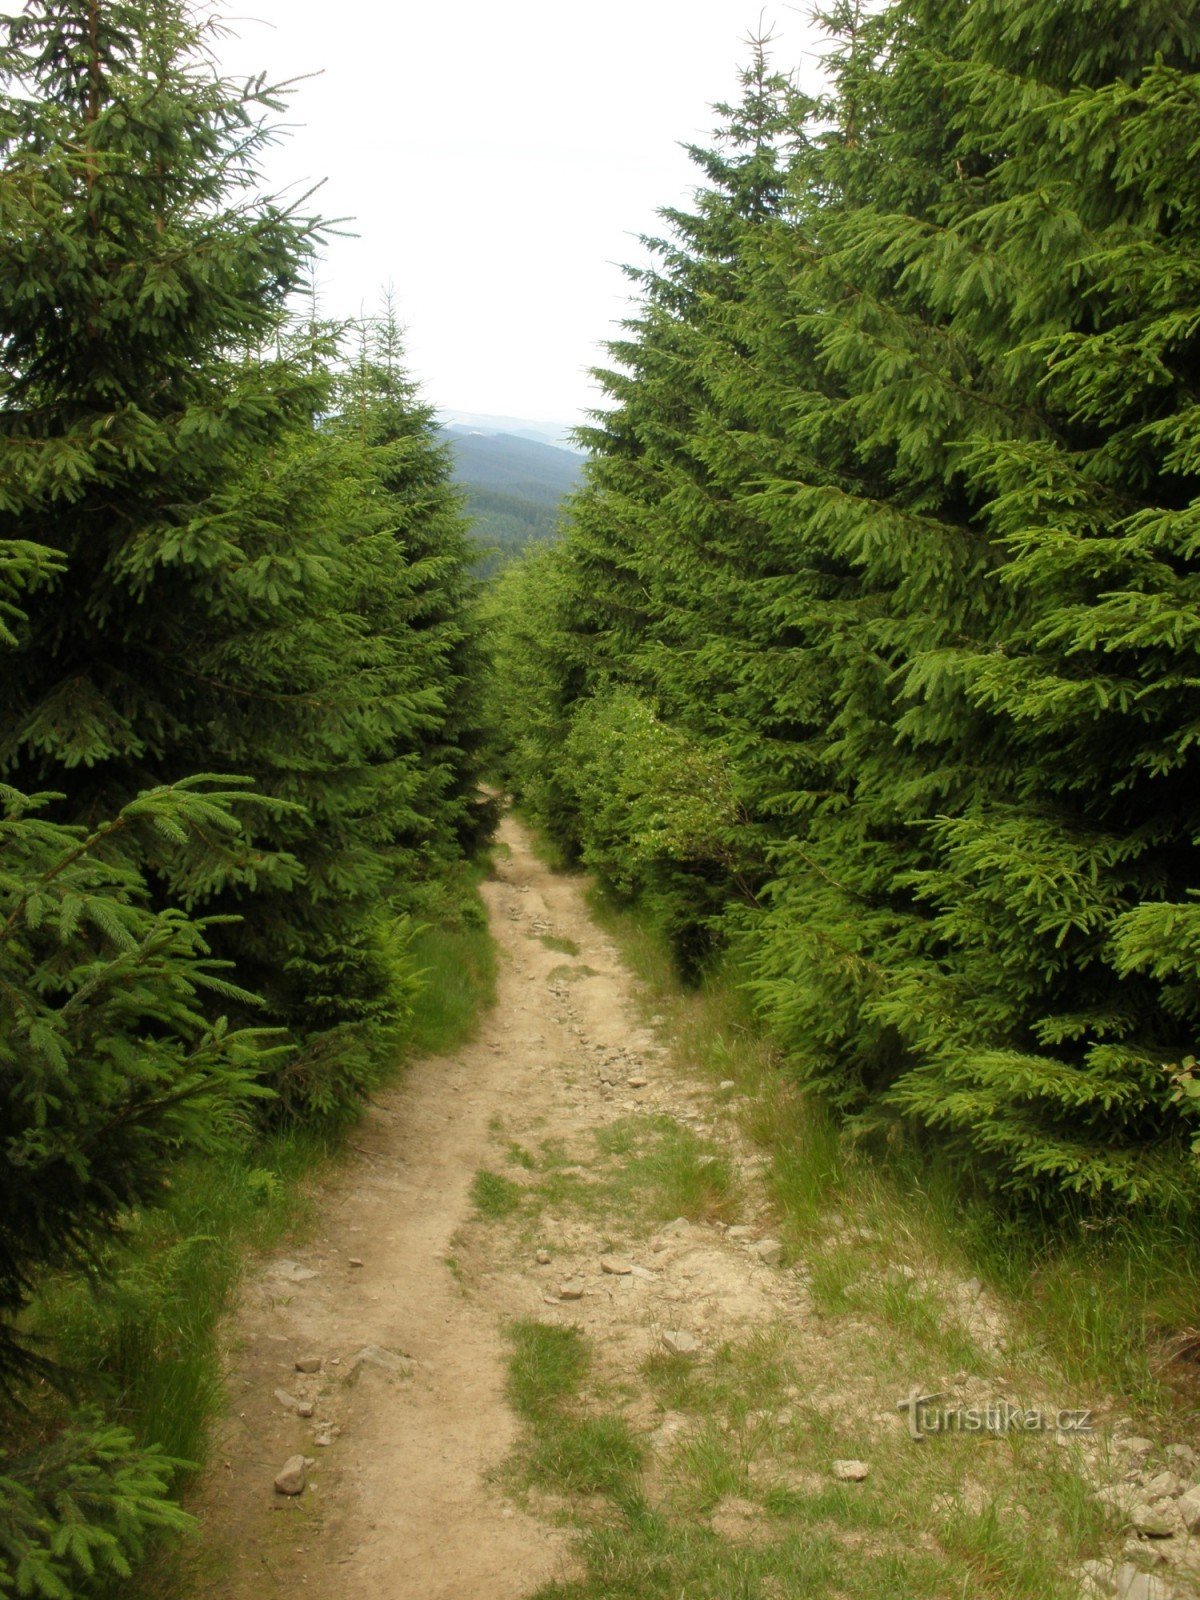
{"left": 439, "top": 421, "right": 585, "bottom": 576}
{"left": 442, "top": 428, "right": 584, "bottom": 497}
{"left": 438, "top": 409, "right": 582, "bottom": 452}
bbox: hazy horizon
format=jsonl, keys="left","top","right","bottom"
{"left": 204, "top": 1, "right": 827, "bottom": 431}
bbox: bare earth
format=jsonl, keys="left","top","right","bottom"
{"left": 198, "top": 813, "right": 817, "bottom": 1594}
{"left": 196, "top": 814, "right": 591, "bottom": 1596}
{"left": 192, "top": 813, "right": 1200, "bottom": 1600}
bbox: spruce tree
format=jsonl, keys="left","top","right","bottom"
{"left": 869, "top": 0, "right": 1200, "bottom": 1200}
{"left": 741, "top": 0, "right": 998, "bottom": 1112}
{"left": 0, "top": 2, "right": 450, "bottom": 1112}
{"left": 745, "top": 0, "right": 1200, "bottom": 1200}
{"left": 0, "top": 540, "right": 270, "bottom": 1590}
{"left": 335, "top": 303, "right": 490, "bottom": 870}
{"left": 543, "top": 43, "right": 811, "bottom": 963}
{"left": 0, "top": 0, "right": 324, "bottom": 795}
{"left": 0, "top": 772, "right": 273, "bottom": 1391}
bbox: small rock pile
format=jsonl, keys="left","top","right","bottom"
{"left": 1077, "top": 1438, "right": 1200, "bottom": 1599}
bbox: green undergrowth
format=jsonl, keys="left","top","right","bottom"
{"left": 472, "top": 1168, "right": 524, "bottom": 1219}
{"left": 581, "top": 876, "right": 1200, "bottom": 1427}
{"left": 591, "top": 1116, "right": 740, "bottom": 1227}
{"left": 526, "top": 1436, "right": 1105, "bottom": 1600}
{"left": 505, "top": 1320, "right": 644, "bottom": 1504}
{"left": 7, "top": 886, "right": 499, "bottom": 1599}
{"left": 7, "top": 1124, "right": 334, "bottom": 1600}
{"left": 399, "top": 865, "right": 498, "bottom": 1055}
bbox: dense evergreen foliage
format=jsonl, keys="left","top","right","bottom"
{"left": 489, "top": 4, "right": 1200, "bottom": 1209}
{"left": 6, "top": 0, "right": 1200, "bottom": 1587}
{"left": 0, "top": 3, "right": 484, "bottom": 1587}
{"left": 0, "top": 1, "right": 484, "bottom": 1108}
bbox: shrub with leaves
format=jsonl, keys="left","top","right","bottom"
{"left": 564, "top": 689, "right": 750, "bottom": 970}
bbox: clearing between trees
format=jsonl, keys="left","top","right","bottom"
{"left": 189, "top": 816, "right": 1200, "bottom": 1600}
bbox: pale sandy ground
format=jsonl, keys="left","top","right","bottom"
{"left": 194, "top": 815, "right": 593, "bottom": 1595}
{"left": 191, "top": 814, "right": 1200, "bottom": 1600}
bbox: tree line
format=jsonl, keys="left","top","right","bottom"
{"left": 488, "top": 0, "right": 1200, "bottom": 1212}
{"left": 7, "top": 0, "right": 1200, "bottom": 1589}
{"left": 0, "top": 3, "right": 485, "bottom": 1590}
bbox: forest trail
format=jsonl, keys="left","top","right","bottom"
{"left": 193, "top": 814, "right": 1200, "bottom": 1600}
{"left": 193, "top": 812, "right": 598, "bottom": 1596}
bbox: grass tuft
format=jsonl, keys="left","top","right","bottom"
{"left": 507, "top": 1320, "right": 589, "bottom": 1418}
{"left": 527, "top": 1413, "right": 644, "bottom": 1500}
{"left": 593, "top": 1116, "right": 740, "bottom": 1225}
{"left": 403, "top": 915, "right": 497, "bottom": 1055}
{"left": 505, "top": 1320, "right": 644, "bottom": 1504}
{"left": 470, "top": 1168, "right": 523, "bottom": 1219}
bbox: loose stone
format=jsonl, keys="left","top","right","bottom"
{"left": 1114, "top": 1565, "right": 1174, "bottom": 1600}
{"left": 661, "top": 1330, "right": 700, "bottom": 1355}
{"left": 268, "top": 1260, "right": 318, "bottom": 1283}
{"left": 1130, "top": 1505, "right": 1175, "bottom": 1538}
{"left": 1175, "top": 1487, "right": 1200, "bottom": 1533}
{"left": 1115, "top": 1437, "right": 1155, "bottom": 1458}
{"left": 274, "top": 1455, "right": 307, "bottom": 1495}
{"left": 1142, "top": 1472, "right": 1183, "bottom": 1501}
{"left": 346, "top": 1345, "right": 414, "bottom": 1379}
{"left": 884, "top": 1264, "right": 917, "bottom": 1285}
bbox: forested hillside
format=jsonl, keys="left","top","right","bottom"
{"left": 488, "top": 2, "right": 1200, "bottom": 1212}
{"left": 0, "top": 3, "right": 487, "bottom": 1589}
{"left": 443, "top": 426, "right": 583, "bottom": 575}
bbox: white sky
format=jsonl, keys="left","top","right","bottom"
{"left": 208, "top": 1, "right": 827, "bottom": 429}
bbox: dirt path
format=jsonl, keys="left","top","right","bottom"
{"left": 194, "top": 812, "right": 674, "bottom": 1596}
{"left": 194, "top": 814, "right": 1200, "bottom": 1600}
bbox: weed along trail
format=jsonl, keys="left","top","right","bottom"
{"left": 196, "top": 814, "right": 1200, "bottom": 1600}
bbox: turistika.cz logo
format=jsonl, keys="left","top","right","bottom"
{"left": 897, "top": 1389, "right": 1093, "bottom": 1442}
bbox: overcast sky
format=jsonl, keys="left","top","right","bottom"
{"left": 207, "top": 1, "right": 826, "bottom": 430}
